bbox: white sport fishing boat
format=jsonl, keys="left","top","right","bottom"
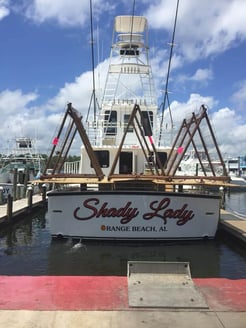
{"left": 42, "top": 15, "right": 229, "bottom": 240}
{"left": 0, "top": 137, "right": 45, "bottom": 199}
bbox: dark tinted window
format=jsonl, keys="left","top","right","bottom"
{"left": 91, "top": 150, "right": 110, "bottom": 168}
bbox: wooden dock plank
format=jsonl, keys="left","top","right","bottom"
{"left": 220, "top": 209, "right": 246, "bottom": 242}
{"left": 0, "top": 194, "right": 44, "bottom": 223}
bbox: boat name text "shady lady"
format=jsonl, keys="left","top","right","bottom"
{"left": 73, "top": 197, "right": 195, "bottom": 225}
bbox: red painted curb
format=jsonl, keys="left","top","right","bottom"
{"left": 194, "top": 278, "right": 246, "bottom": 311}
{"left": 0, "top": 276, "right": 128, "bottom": 311}
{"left": 0, "top": 276, "right": 245, "bottom": 311}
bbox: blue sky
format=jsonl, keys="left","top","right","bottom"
{"left": 0, "top": 0, "right": 246, "bottom": 157}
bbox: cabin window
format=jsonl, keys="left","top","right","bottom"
{"left": 104, "top": 110, "right": 117, "bottom": 135}
{"left": 156, "top": 152, "right": 167, "bottom": 169}
{"left": 141, "top": 111, "right": 153, "bottom": 136}
{"left": 123, "top": 114, "right": 133, "bottom": 132}
{"left": 91, "top": 150, "right": 110, "bottom": 168}
{"left": 120, "top": 49, "right": 139, "bottom": 56}
{"left": 19, "top": 141, "right": 32, "bottom": 148}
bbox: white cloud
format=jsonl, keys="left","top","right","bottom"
{"left": 176, "top": 68, "right": 213, "bottom": 88}
{"left": 0, "top": 89, "right": 46, "bottom": 153}
{"left": 211, "top": 107, "right": 246, "bottom": 156}
{"left": 46, "top": 58, "right": 109, "bottom": 114}
{"left": 0, "top": 84, "right": 245, "bottom": 158}
{"left": 46, "top": 76, "right": 90, "bottom": 113}
{"left": 151, "top": 48, "right": 184, "bottom": 96}
{"left": 23, "top": 0, "right": 114, "bottom": 27}
{"left": 190, "top": 68, "right": 213, "bottom": 82}
{"left": 145, "top": 0, "right": 246, "bottom": 61}
{"left": 231, "top": 80, "right": 246, "bottom": 113}
{"left": 11, "top": 0, "right": 246, "bottom": 63}
{"left": 159, "top": 94, "right": 246, "bottom": 157}
{"left": 0, "top": 89, "right": 38, "bottom": 115}
{"left": 0, "top": 55, "right": 110, "bottom": 154}
{"left": 25, "top": 0, "right": 89, "bottom": 26}
{"left": 169, "top": 93, "right": 216, "bottom": 124}
{"left": 0, "top": 0, "right": 10, "bottom": 20}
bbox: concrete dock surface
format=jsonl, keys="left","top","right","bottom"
{"left": 0, "top": 276, "right": 245, "bottom": 328}
{"left": 0, "top": 310, "right": 246, "bottom": 328}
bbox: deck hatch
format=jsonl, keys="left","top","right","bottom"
{"left": 127, "top": 261, "right": 208, "bottom": 308}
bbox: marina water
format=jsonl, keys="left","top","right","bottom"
{"left": 0, "top": 192, "right": 246, "bottom": 278}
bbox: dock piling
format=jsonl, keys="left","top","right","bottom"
{"left": 13, "top": 168, "right": 18, "bottom": 201}
{"left": 0, "top": 186, "right": 4, "bottom": 205}
{"left": 42, "top": 184, "right": 47, "bottom": 204}
{"left": 219, "top": 186, "right": 225, "bottom": 209}
{"left": 17, "top": 183, "right": 22, "bottom": 200}
{"left": 7, "top": 194, "right": 13, "bottom": 221}
{"left": 27, "top": 186, "right": 33, "bottom": 210}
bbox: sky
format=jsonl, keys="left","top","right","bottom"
{"left": 0, "top": 0, "right": 246, "bottom": 158}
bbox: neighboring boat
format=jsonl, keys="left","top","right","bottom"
{"left": 224, "top": 157, "right": 246, "bottom": 191}
{"left": 177, "top": 149, "right": 225, "bottom": 177}
{"left": 0, "top": 137, "right": 45, "bottom": 198}
{"left": 42, "top": 15, "right": 229, "bottom": 240}
{"left": 229, "top": 175, "right": 246, "bottom": 191}
{"left": 224, "top": 156, "right": 246, "bottom": 177}
{"left": 179, "top": 152, "right": 246, "bottom": 191}
{"left": 227, "top": 173, "right": 246, "bottom": 192}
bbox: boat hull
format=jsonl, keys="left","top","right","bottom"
{"left": 0, "top": 183, "right": 14, "bottom": 199}
{"left": 47, "top": 190, "right": 220, "bottom": 240}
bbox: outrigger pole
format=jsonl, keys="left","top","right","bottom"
{"left": 86, "top": 0, "right": 98, "bottom": 123}
{"left": 158, "top": 0, "right": 180, "bottom": 146}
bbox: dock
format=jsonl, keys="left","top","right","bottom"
{"left": 0, "top": 194, "right": 45, "bottom": 226}
{"left": 220, "top": 209, "right": 246, "bottom": 243}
